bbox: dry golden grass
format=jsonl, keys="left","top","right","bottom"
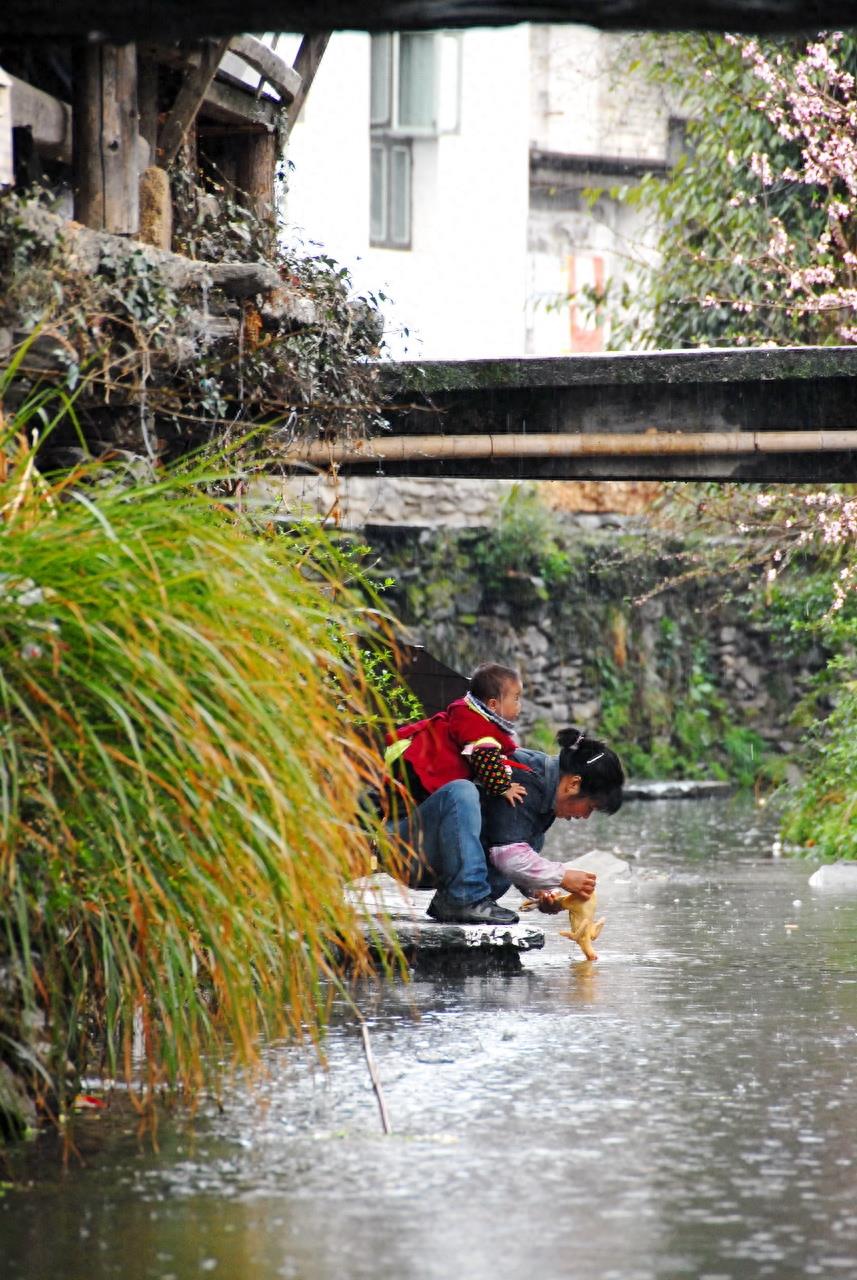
{"left": 0, "top": 377, "right": 404, "bottom": 1120}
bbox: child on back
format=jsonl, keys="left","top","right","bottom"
{"left": 387, "top": 662, "right": 529, "bottom": 806}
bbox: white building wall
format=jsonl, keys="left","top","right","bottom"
{"left": 284, "top": 26, "right": 683, "bottom": 363}
{"left": 281, "top": 33, "right": 373, "bottom": 280}
{"left": 526, "top": 26, "right": 680, "bottom": 355}
{"left": 529, "top": 27, "right": 672, "bottom": 161}
{"left": 284, "top": 27, "right": 531, "bottom": 360}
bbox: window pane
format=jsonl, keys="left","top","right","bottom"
{"left": 390, "top": 145, "right": 411, "bottom": 246}
{"left": 370, "top": 144, "right": 387, "bottom": 243}
{"left": 398, "top": 33, "right": 436, "bottom": 130}
{"left": 370, "top": 34, "right": 392, "bottom": 126}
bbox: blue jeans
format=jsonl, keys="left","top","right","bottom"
{"left": 388, "top": 779, "right": 511, "bottom": 906}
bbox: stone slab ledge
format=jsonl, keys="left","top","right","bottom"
{"left": 624, "top": 779, "right": 736, "bottom": 801}
{"left": 346, "top": 873, "right": 545, "bottom": 959}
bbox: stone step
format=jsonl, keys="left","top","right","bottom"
{"left": 346, "top": 873, "right": 544, "bottom": 972}
{"left": 623, "top": 779, "right": 736, "bottom": 801}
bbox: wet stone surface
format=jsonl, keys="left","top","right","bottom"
{"left": 5, "top": 794, "right": 857, "bottom": 1280}
{"left": 347, "top": 873, "right": 545, "bottom": 971}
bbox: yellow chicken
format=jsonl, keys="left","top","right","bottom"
{"left": 521, "top": 890, "right": 605, "bottom": 961}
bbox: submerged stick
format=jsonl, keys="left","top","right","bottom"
{"left": 358, "top": 1016, "right": 392, "bottom": 1135}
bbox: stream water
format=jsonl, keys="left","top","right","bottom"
{"left": 4, "top": 794, "right": 857, "bottom": 1280}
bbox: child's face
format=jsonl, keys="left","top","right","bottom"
{"left": 489, "top": 678, "right": 523, "bottom": 722}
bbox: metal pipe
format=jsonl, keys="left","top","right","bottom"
{"left": 282, "top": 430, "right": 857, "bottom": 467}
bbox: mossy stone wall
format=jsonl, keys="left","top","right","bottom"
{"left": 371, "top": 522, "right": 819, "bottom": 783}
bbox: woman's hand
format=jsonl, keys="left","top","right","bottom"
{"left": 502, "top": 782, "right": 527, "bottom": 806}
{"left": 560, "top": 867, "right": 597, "bottom": 899}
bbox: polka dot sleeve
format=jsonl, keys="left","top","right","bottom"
{"left": 469, "top": 746, "right": 512, "bottom": 795}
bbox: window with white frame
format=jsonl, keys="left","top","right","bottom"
{"left": 370, "top": 137, "right": 412, "bottom": 248}
{"left": 370, "top": 31, "right": 460, "bottom": 248}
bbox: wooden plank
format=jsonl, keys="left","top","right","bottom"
{"left": 147, "top": 44, "right": 281, "bottom": 126}
{"left": 4, "top": 2, "right": 857, "bottom": 43}
{"left": 100, "top": 43, "right": 139, "bottom": 233}
{"left": 201, "top": 73, "right": 280, "bottom": 127}
{"left": 228, "top": 34, "right": 301, "bottom": 103}
{"left": 158, "top": 36, "right": 231, "bottom": 167}
{"left": 72, "top": 44, "right": 102, "bottom": 226}
{"left": 283, "top": 32, "right": 331, "bottom": 140}
{"left": 10, "top": 73, "right": 72, "bottom": 163}
{"left": 10, "top": 71, "right": 150, "bottom": 171}
{"left": 72, "top": 44, "right": 139, "bottom": 232}
{"left": 235, "top": 129, "right": 277, "bottom": 215}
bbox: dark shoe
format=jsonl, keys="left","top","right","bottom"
{"left": 426, "top": 893, "right": 519, "bottom": 926}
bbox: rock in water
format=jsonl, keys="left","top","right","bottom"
{"left": 808, "top": 861, "right": 857, "bottom": 892}
{"left": 566, "top": 848, "right": 633, "bottom": 883}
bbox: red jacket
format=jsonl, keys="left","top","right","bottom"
{"left": 389, "top": 698, "right": 521, "bottom": 796}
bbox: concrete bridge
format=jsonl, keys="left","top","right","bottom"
{"left": 284, "top": 345, "right": 857, "bottom": 483}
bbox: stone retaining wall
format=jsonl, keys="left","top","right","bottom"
{"left": 367, "top": 520, "right": 819, "bottom": 770}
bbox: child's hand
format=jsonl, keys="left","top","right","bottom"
{"left": 532, "top": 889, "right": 565, "bottom": 914}
{"left": 503, "top": 782, "right": 527, "bottom": 806}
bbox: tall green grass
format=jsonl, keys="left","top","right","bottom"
{"left": 0, "top": 381, "right": 401, "bottom": 1123}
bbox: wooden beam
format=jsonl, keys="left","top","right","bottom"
{"left": 5, "top": 2, "right": 857, "bottom": 43}
{"left": 137, "top": 53, "right": 159, "bottom": 154}
{"left": 158, "top": 36, "right": 231, "bottom": 167}
{"left": 201, "top": 74, "right": 280, "bottom": 127}
{"left": 283, "top": 33, "right": 331, "bottom": 139}
{"left": 72, "top": 42, "right": 139, "bottom": 234}
{"left": 10, "top": 73, "right": 72, "bottom": 163}
{"left": 228, "top": 35, "right": 301, "bottom": 103}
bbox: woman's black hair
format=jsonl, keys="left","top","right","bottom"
{"left": 556, "top": 727, "right": 625, "bottom": 814}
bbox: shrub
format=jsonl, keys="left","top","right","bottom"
{"left": 0, "top": 385, "right": 402, "bottom": 1126}
{"left": 470, "top": 484, "right": 571, "bottom": 602}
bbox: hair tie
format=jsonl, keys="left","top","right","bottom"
{"left": 572, "top": 730, "right": 585, "bottom": 749}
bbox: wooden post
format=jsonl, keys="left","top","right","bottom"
{"left": 72, "top": 42, "right": 139, "bottom": 233}
{"left": 236, "top": 128, "right": 276, "bottom": 216}
{"left": 158, "top": 36, "right": 230, "bottom": 168}
{"left": 137, "top": 52, "right": 159, "bottom": 157}
{"left": 283, "top": 33, "right": 331, "bottom": 141}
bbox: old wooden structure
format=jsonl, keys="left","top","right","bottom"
{"left": 3, "top": 1, "right": 857, "bottom": 483}
{"left": 1, "top": 33, "right": 328, "bottom": 242}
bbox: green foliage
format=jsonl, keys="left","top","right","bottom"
{"left": 0, "top": 187, "right": 385, "bottom": 461}
{"left": 0, "top": 379, "right": 404, "bottom": 1127}
{"left": 782, "top": 654, "right": 857, "bottom": 857}
{"left": 469, "top": 485, "right": 572, "bottom": 602}
{"left": 524, "top": 717, "right": 557, "bottom": 753}
{"left": 618, "top": 483, "right": 857, "bottom": 856}
{"left": 353, "top": 644, "right": 423, "bottom": 727}
{"left": 592, "top": 638, "right": 770, "bottom": 786}
{"left": 769, "top": 578, "right": 857, "bottom": 858}
{"left": 601, "top": 33, "right": 857, "bottom": 349}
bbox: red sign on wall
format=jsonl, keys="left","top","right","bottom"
{"left": 567, "top": 253, "right": 605, "bottom": 353}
